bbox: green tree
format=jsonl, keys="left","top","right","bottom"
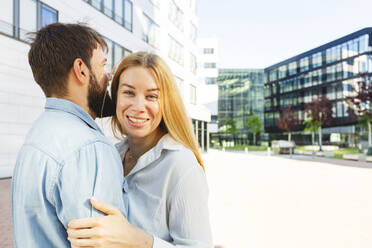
{"left": 346, "top": 75, "right": 372, "bottom": 147}
{"left": 303, "top": 117, "right": 319, "bottom": 145}
{"left": 246, "top": 115, "right": 263, "bottom": 145}
{"left": 224, "top": 117, "right": 238, "bottom": 145}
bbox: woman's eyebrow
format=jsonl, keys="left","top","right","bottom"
{"left": 120, "top": 83, "right": 135, "bottom": 89}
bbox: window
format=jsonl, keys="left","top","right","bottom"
{"left": 168, "top": 0, "right": 183, "bottom": 32}
{"left": 103, "top": 0, "right": 113, "bottom": 17}
{"left": 143, "top": 14, "right": 159, "bottom": 48}
{"left": 91, "top": 0, "right": 101, "bottom": 10}
{"left": 104, "top": 37, "right": 131, "bottom": 70}
{"left": 312, "top": 52, "right": 322, "bottom": 68}
{"left": 299, "top": 57, "right": 309, "bottom": 72}
{"left": 204, "top": 63, "right": 216, "bottom": 69}
{"left": 114, "top": 0, "right": 123, "bottom": 24}
{"left": 168, "top": 35, "right": 184, "bottom": 65}
{"left": 205, "top": 77, "right": 216, "bottom": 84}
{"left": 85, "top": 0, "right": 132, "bottom": 31}
{"left": 41, "top": 4, "right": 58, "bottom": 28}
{"left": 359, "top": 34, "right": 368, "bottom": 53}
{"left": 20, "top": 0, "right": 37, "bottom": 40}
{"left": 123, "top": 0, "right": 132, "bottom": 31}
{"left": 0, "top": 0, "right": 13, "bottom": 36}
{"left": 269, "top": 69, "right": 277, "bottom": 81}
{"left": 190, "top": 53, "right": 197, "bottom": 74}
{"left": 5, "top": 0, "right": 58, "bottom": 42}
{"left": 337, "top": 101, "right": 343, "bottom": 118}
{"left": 105, "top": 39, "right": 113, "bottom": 70}
{"left": 203, "top": 48, "right": 214, "bottom": 54}
{"left": 278, "top": 65, "right": 286, "bottom": 79}
{"left": 190, "top": 84, "right": 197, "bottom": 105}
{"left": 288, "top": 62, "right": 297, "bottom": 75}
{"left": 190, "top": 23, "right": 197, "bottom": 43}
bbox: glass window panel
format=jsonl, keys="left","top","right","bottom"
{"left": 269, "top": 70, "right": 277, "bottom": 81}
{"left": 41, "top": 4, "right": 58, "bottom": 28}
{"left": 341, "top": 43, "right": 348, "bottom": 59}
{"left": 124, "top": 0, "right": 132, "bottom": 31}
{"left": 114, "top": 0, "right": 123, "bottom": 24}
{"left": 0, "top": 0, "right": 13, "bottom": 35}
{"left": 288, "top": 62, "right": 297, "bottom": 75}
{"left": 103, "top": 0, "right": 113, "bottom": 17}
{"left": 92, "top": 0, "right": 102, "bottom": 10}
{"left": 278, "top": 65, "right": 286, "bottom": 79}
{"left": 20, "top": 0, "right": 37, "bottom": 41}
{"left": 104, "top": 38, "right": 113, "bottom": 70}
{"left": 337, "top": 101, "right": 343, "bottom": 117}
{"left": 300, "top": 57, "right": 309, "bottom": 72}
{"left": 113, "top": 43, "right": 123, "bottom": 69}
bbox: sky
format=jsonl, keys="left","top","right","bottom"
{"left": 197, "top": 0, "right": 372, "bottom": 69}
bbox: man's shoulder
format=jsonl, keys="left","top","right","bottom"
{"left": 24, "top": 110, "right": 114, "bottom": 161}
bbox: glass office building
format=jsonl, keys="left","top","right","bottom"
{"left": 215, "top": 69, "right": 264, "bottom": 145}
{"left": 264, "top": 28, "right": 372, "bottom": 144}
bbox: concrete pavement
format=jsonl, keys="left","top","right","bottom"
{"left": 0, "top": 178, "right": 12, "bottom": 248}
{"left": 2, "top": 150, "right": 372, "bottom": 247}
{"left": 204, "top": 150, "right": 372, "bottom": 248}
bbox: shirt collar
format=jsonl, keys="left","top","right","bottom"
{"left": 116, "top": 133, "right": 182, "bottom": 177}
{"left": 45, "top": 97, "right": 103, "bottom": 135}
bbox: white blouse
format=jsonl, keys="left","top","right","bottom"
{"left": 116, "top": 134, "right": 213, "bottom": 248}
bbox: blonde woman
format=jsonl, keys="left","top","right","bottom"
{"left": 67, "top": 52, "right": 213, "bottom": 248}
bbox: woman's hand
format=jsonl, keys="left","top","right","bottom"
{"left": 67, "top": 198, "right": 153, "bottom": 248}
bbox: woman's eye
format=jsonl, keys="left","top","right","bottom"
{"left": 123, "top": 91, "right": 134, "bottom": 95}
{"left": 147, "top": 95, "right": 158, "bottom": 100}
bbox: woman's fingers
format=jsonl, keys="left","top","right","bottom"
{"left": 68, "top": 217, "right": 101, "bottom": 229}
{"left": 90, "top": 197, "right": 120, "bottom": 215}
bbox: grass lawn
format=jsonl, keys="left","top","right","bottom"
{"left": 214, "top": 145, "right": 268, "bottom": 151}
{"left": 296, "top": 146, "right": 360, "bottom": 159}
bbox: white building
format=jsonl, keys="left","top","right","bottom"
{"left": 0, "top": 0, "right": 211, "bottom": 178}
{"left": 197, "top": 37, "right": 219, "bottom": 133}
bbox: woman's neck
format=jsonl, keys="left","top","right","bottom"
{"left": 127, "top": 129, "right": 166, "bottom": 158}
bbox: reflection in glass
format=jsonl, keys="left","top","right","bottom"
{"left": 20, "top": 0, "right": 37, "bottom": 41}
{"left": 41, "top": 4, "right": 57, "bottom": 28}
{"left": 0, "top": 0, "right": 13, "bottom": 36}
{"left": 124, "top": 0, "right": 132, "bottom": 31}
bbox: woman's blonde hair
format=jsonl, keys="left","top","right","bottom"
{"left": 110, "top": 51, "right": 204, "bottom": 170}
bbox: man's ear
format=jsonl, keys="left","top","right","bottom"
{"left": 72, "top": 58, "right": 89, "bottom": 85}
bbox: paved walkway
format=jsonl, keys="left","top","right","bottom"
{"left": 2, "top": 151, "right": 372, "bottom": 247}
{"left": 0, "top": 178, "right": 12, "bottom": 248}
{"left": 204, "top": 150, "right": 372, "bottom": 248}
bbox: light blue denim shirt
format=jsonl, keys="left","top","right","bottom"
{"left": 11, "top": 98, "right": 127, "bottom": 248}
{"left": 116, "top": 134, "right": 213, "bottom": 248}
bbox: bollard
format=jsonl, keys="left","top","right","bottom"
{"left": 222, "top": 147, "right": 225, "bottom": 152}
{"left": 245, "top": 147, "right": 248, "bottom": 153}
{"left": 267, "top": 147, "right": 271, "bottom": 156}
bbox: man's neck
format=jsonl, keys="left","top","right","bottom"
{"left": 50, "top": 94, "right": 96, "bottom": 119}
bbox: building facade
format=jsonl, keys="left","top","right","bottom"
{"left": 264, "top": 28, "right": 372, "bottom": 145}
{"left": 0, "top": 0, "right": 211, "bottom": 177}
{"left": 197, "top": 37, "right": 219, "bottom": 134}
{"left": 215, "top": 68, "right": 264, "bottom": 146}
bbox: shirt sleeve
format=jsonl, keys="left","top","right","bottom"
{"left": 153, "top": 165, "right": 213, "bottom": 248}
{"left": 52, "top": 141, "right": 126, "bottom": 229}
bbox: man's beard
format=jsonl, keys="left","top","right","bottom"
{"left": 87, "top": 71, "right": 115, "bottom": 118}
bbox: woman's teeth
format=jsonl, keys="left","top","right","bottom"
{"left": 128, "top": 117, "right": 148, "bottom": 123}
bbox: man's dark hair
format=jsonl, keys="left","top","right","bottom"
{"left": 28, "top": 23, "right": 108, "bottom": 97}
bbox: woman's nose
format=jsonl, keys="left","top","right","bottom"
{"left": 131, "top": 96, "right": 146, "bottom": 111}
